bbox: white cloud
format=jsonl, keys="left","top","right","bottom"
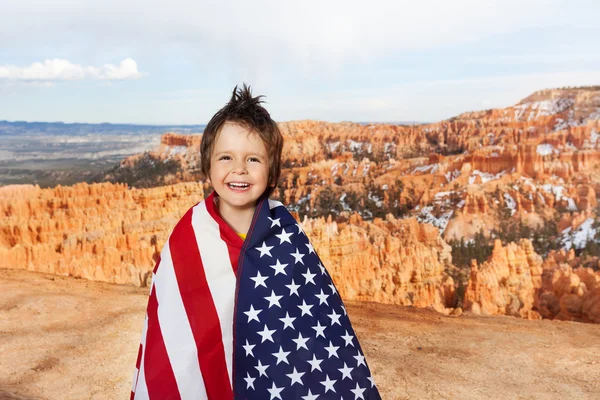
{"left": 0, "top": 58, "right": 143, "bottom": 81}
{"left": 1, "top": 0, "right": 587, "bottom": 78}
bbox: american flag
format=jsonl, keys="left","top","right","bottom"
{"left": 131, "top": 192, "right": 381, "bottom": 399}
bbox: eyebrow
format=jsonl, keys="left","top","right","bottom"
{"left": 213, "top": 151, "right": 266, "bottom": 158}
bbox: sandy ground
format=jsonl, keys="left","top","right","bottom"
{"left": 1, "top": 268, "right": 599, "bottom": 400}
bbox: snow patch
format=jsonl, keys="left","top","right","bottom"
{"left": 536, "top": 143, "right": 558, "bottom": 156}
{"left": 561, "top": 218, "right": 597, "bottom": 250}
{"left": 503, "top": 193, "right": 516, "bottom": 216}
{"left": 468, "top": 169, "right": 506, "bottom": 185}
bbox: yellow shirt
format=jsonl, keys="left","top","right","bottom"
{"left": 237, "top": 233, "right": 247, "bottom": 240}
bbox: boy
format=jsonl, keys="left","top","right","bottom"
{"left": 131, "top": 85, "right": 381, "bottom": 399}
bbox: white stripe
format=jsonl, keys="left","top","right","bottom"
{"left": 269, "top": 199, "right": 284, "bottom": 209}
{"left": 155, "top": 241, "right": 208, "bottom": 399}
{"left": 133, "top": 315, "right": 149, "bottom": 399}
{"left": 191, "top": 201, "right": 237, "bottom": 388}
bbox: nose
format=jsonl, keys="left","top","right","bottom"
{"left": 232, "top": 159, "right": 248, "bottom": 174}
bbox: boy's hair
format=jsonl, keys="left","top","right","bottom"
{"left": 200, "top": 84, "right": 284, "bottom": 197}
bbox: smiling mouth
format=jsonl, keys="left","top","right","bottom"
{"left": 227, "top": 182, "right": 251, "bottom": 190}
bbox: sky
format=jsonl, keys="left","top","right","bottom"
{"left": 1, "top": 0, "right": 600, "bottom": 125}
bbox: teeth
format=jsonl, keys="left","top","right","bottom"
{"left": 229, "top": 183, "right": 249, "bottom": 188}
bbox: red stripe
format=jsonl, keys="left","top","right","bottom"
{"left": 170, "top": 207, "right": 233, "bottom": 399}
{"left": 152, "top": 256, "right": 161, "bottom": 274}
{"left": 144, "top": 286, "right": 181, "bottom": 399}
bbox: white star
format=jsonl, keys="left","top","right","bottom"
{"left": 257, "top": 324, "right": 276, "bottom": 343}
{"left": 341, "top": 330, "right": 355, "bottom": 347}
{"left": 250, "top": 271, "right": 268, "bottom": 288}
{"left": 242, "top": 339, "right": 255, "bottom": 357}
{"left": 350, "top": 382, "right": 366, "bottom": 399}
{"left": 285, "top": 279, "right": 301, "bottom": 297}
{"left": 269, "top": 259, "right": 288, "bottom": 276}
{"left": 317, "top": 261, "right": 326, "bottom": 275}
{"left": 305, "top": 242, "right": 315, "bottom": 254}
{"left": 301, "top": 389, "right": 318, "bottom": 400}
{"left": 290, "top": 247, "right": 306, "bottom": 264}
{"left": 327, "top": 309, "right": 342, "bottom": 326}
{"left": 279, "top": 312, "right": 296, "bottom": 330}
{"left": 264, "top": 290, "right": 283, "bottom": 308}
{"left": 268, "top": 217, "right": 281, "bottom": 228}
{"left": 354, "top": 350, "right": 366, "bottom": 367}
{"left": 324, "top": 341, "right": 340, "bottom": 358}
{"left": 320, "top": 374, "right": 337, "bottom": 393}
{"left": 341, "top": 304, "right": 347, "bottom": 315}
{"left": 255, "top": 359, "right": 269, "bottom": 377}
{"left": 267, "top": 382, "right": 284, "bottom": 400}
{"left": 286, "top": 367, "right": 305, "bottom": 386}
{"left": 244, "top": 372, "right": 256, "bottom": 390}
{"left": 275, "top": 228, "right": 293, "bottom": 244}
{"left": 367, "top": 375, "right": 375, "bottom": 388}
{"left": 328, "top": 282, "right": 337, "bottom": 295}
{"left": 255, "top": 241, "right": 274, "bottom": 258}
{"left": 338, "top": 362, "right": 354, "bottom": 380}
{"left": 315, "top": 289, "right": 329, "bottom": 305}
{"left": 244, "top": 305, "right": 262, "bottom": 323}
{"left": 296, "top": 223, "right": 306, "bottom": 236}
{"left": 297, "top": 300, "right": 314, "bottom": 317}
{"left": 292, "top": 332, "right": 310, "bottom": 350}
{"left": 307, "top": 354, "right": 323, "bottom": 372}
{"left": 272, "top": 346, "right": 291, "bottom": 365}
{"left": 311, "top": 321, "right": 326, "bottom": 338}
{"left": 302, "top": 267, "right": 317, "bottom": 285}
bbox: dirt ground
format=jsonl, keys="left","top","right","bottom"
{"left": 1, "top": 268, "right": 599, "bottom": 400}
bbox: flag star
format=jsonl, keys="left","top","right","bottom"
{"left": 250, "top": 271, "right": 268, "bottom": 288}
{"left": 275, "top": 228, "right": 293, "bottom": 244}
{"left": 324, "top": 341, "right": 340, "bottom": 358}
{"left": 292, "top": 332, "right": 310, "bottom": 351}
{"left": 255, "top": 241, "right": 274, "bottom": 258}
{"left": 302, "top": 267, "right": 317, "bottom": 285}
{"left": 338, "top": 362, "right": 354, "bottom": 380}
{"left": 305, "top": 242, "right": 315, "bottom": 254}
{"left": 244, "top": 305, "right": 262, "bottom": 323}
{"left": 268, "top": 217, "right": 281, "bottom": 228}
{"left": 307, "top": 354, "right": 323, "bottom": 372}
{"left": 285, "top": 279, "right": 301, "bottom": 297}
{"left": 341, "top": 330, "right": 355, "bottom": 347}
{"left": 341, "top": 304, "right": 347, "bottom": 315}
{"left": 272, "top": 346, "right": 291, "bottom": 365}
{"left": 350, "top": 382, "right": 366, "bottom": 400}
{"left": 328, "top": 283, "right": 337, "bottom": 295}
{"left": 297, "top": 299, "right": 314, "bottom": 317}
{"left": 286, "top": 367, "right": 305, "bottom": 386}
{"left": 257, "top": 325, "right": 276, "bottom": 343}
{"left": 296, "top": 222, "right": 306, "bottom": 236}
{"left": 255, "top": 360, "right": 269, "bottom": 377}
{"left": 367, "top": 375, "right": 375, "bottom": 388}
{"left": 244, "top": 372, "right": 256, "bottom": 390}
{"left": 317, "top": 262, "right": 326, "bottom": 275}
{"left": 290, "top": 247, "right": 306, "bottom": 264}
{"left": 264, "top": 290, "right": 283, "bottom": 308}
{"left": 327, "top": 309, "right": 342, "bottom": 326}
{"left": 315, "top": 289, "right": 329, "bottom": 305}
{"left": 301, "top": 389, "right": 318, "bottom": 400}
{"left": 267, "top": 382, "right": 284, "bottom": 400}
{"left": 311, "top": 321, "right": 327, "bottom": 338}
{"left": 279, "top": 312, "right": 296, "bottom": 330}
{"left": 320, "top": 374, "right": 337, "bottom": 393}
{"left": 354, "top": 350, "right": 366, "bottom": 367}
{"left": 269, "top": 259, "right": 288, "bottom": 276}
{"left": 243, "top": 339, "right": 255, "bottom": 357}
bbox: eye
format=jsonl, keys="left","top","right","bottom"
{"left": 248, "top": 157, "right": 261, "bottom": 163}
{"left": 218, "top": 155, "right": 231, "bottom": 161}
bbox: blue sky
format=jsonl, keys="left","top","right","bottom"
{"left": 1, "top": 0, "right": 600, "bottom": 125}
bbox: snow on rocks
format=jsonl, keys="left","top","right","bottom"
{"left": 561, "top": 218, "right": 598, "bottom": 250}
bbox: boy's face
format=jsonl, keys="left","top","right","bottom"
{"left": 208, "top": 122, "right": 270, "bottom": 213}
